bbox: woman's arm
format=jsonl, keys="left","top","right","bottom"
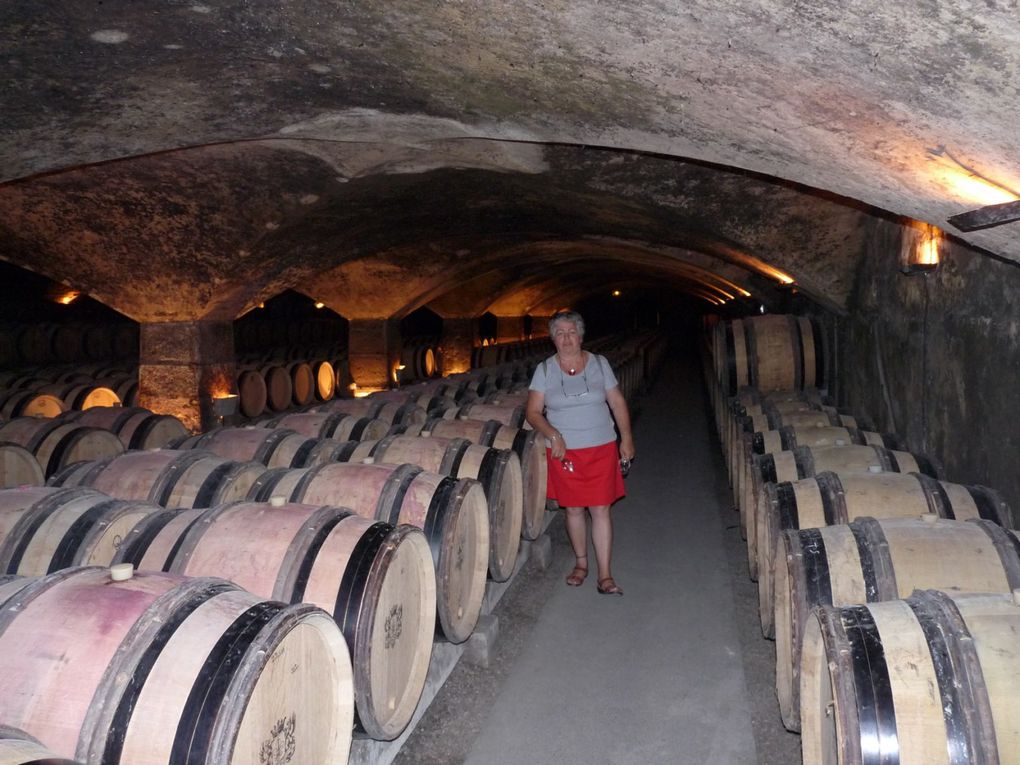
{"left": 526, "top": 389, "right": 566, "bottom": 459}
{"left": 605, "top": 386, "right": 635, "bottom": 461}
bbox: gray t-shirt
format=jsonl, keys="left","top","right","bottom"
{"left": 529, "top": 352, "right": 619, "bottom": 449}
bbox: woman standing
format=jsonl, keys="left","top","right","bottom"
{"left": 525, "top": 311, "right": 635, "bottom": 596}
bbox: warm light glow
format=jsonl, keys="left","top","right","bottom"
{"left": 258, "top": 302, "right": 265, "bottom": 309}
{"left": 762, "top": 266, "right": 795, "bottom": 285}
{"left": 612, "top": 289, "right": 621, "bottom": 297}
{"left": 55, "top": 290, "right": 80, "bottom": 305}
{"left": 926, "top": 147, "right": 1020, "bottom": 207}
{"left": 396, "top": 364, "right": 406, "bottom": 370}
{"left": 908, "top": 223, "right": 943, "bottom": 270}
{"left": 314, "top": 301, "right": 325, "bottom": 309}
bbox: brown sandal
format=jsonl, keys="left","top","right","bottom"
{"left": 566, "top": 556, "right": 588, "bottom": 587}
{"left": 597, "top": 577, "right": 624, "bottom": 596}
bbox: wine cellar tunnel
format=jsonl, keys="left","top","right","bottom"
{"left": 2, "top": 2, "right": 1020, "bottom": 764}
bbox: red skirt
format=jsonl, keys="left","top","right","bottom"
{"left": 545, "top": 440, "right": 626, "bottom": 507}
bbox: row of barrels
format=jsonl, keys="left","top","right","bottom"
{"left": 0, "top": 328, "right": 660, "bottom": 762}
{"left": 0, "top": 407, "right": 190, "bottom": 486}
{"left": 0, "top": 364, "right": 138, "bottom": 420}
{"left": 704, "top": 314, "right": 1020, "bottom": 765}
{"left": 0, "top": 322, "right": 138, "bottom": 367}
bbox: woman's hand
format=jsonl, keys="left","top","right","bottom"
{"left": 548, "top": 431, "right": 567, "bottom": 459}
{"left": 618, "top": 435, "right": 635, "bottom": 462}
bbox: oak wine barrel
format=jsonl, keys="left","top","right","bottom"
{"left": 746, "top": 443, "right": 941, "bottom": 580}
{"left": 260, "top": 365, "right": 293, "bottom": 412}
{"left": 0, "top": 418, "right": 125, "bottom": 479}
{"left": 416, "top": 416, "right": 547, "bottom": 540}
{"left": 175, "top": 426, "right": 319, "bottom": 469}
{"left": 0, "top": 486, "right": 162, "bottom": 576}
{"left": 777, "top": 515, "right": 1020, "bottom": 732}
{"left": 314, "top": 398, "right": 428, "bottom": 428}
{"left": 714, "top": 314, "right": 824, "bottom": 397}
{"left": 38, "top": 382, "right": 121, "bottom": 411}
{"left": 0, "top": 566, "right": 353, "bottom": 764}
{"left": 343, "top": 434, "right": 523, "bottom": 581}
{"left": 312, "top": 360, "right": 335, "bottom": 401}
{"left": 801, "top": 590, "right": 1020, "bottom": 765}
{"left": 48, "top": 449, "right": 266, "bottom": 510}
{"left": 288, "top": 361, "right": 315, "bottom": 407}
{"left": 0, "top": 443, "right": 45, "bottom": 488}
{"left": 440, "top": 402, "right": 528, "bottom": 429}
{"left": 249, "top": 461, "right": 489, "bottom": 643}
{"left": 758, "top": 469, "right": 1011, "bottom": 638}
{"left": 0, "top": 390, "right": 67, "bottom": 419}
{"left": 266, "top": 411, "right": 390, "bottom": 442}
{"left": 114, "top": 500, "right": 435, "bottom": 741}
{"left": 236, "top": 369, "right": 267, "bottom": 418}
{"left": 64, "top": 406, "right": 190, "bottom": 450}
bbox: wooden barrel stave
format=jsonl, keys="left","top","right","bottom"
{"left": 344, "top": 434, "right": 523, "bottom": 581}
{"left": 0, "top": 567, "right": 353, "bottom": 764}
{"left": 0, "top": 443, "right": 45, "bottom": 488}
{"left": 801, "top": 590, "right": 1018, "bottom": 765}
{"left": 115, "top": 501, "right": 436, "bottom": 742}
{"left": 285, "top": 461, "right": 489, "bottom": 643}
{"left": 0, "top": 486, "right": 162, "bottom": 576}
{"left": 757, "top": 469, "right": 1006, "bottom": 638}
{"left": 778, "top": 515, "right": 1020, "bottom": 732}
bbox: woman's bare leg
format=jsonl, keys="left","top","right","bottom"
{"left": 588, "top": 505, "right": 614, "bottom": 580}
{"left": 563, "top": 506, "right": 589, "bottom": 583}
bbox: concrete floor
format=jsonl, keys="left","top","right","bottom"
{"left": 393, "top": 350, "right": 802, "bottom": 765}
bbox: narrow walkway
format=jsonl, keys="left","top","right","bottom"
{"left": 394, "top": 348, "right": 801, "bottom": 765}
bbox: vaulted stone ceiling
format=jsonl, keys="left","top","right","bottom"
{"left": 2, "top": 0, "right": 1018, "bottom": 321}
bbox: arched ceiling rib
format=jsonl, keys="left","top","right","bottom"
{"left": 0, "top": 138, "right": 871, "bottom": 321}
{"left": 3, "top": 0, "right": 1019, "bottom": 266}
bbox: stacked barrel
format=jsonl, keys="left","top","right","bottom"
{"left": 705, "top": 313, "right": 1020, "bottom": 765}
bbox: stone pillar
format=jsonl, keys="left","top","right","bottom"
{"left": 495, "top": 315, "right": 526, "bottom": 344}
{"left": 348, "top": 318, "right": 402, "bottom": 393}
{"left": 138, "top": 320, "right": 236, "bottom": 433}
{"left": 439, "top": 317, "right": 476, "bottom": 375}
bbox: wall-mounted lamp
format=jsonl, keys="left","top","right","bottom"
{"left": 902, "top": 222, "right": 943, "bottom": 275}
{"left": 212, "top": 393, "right": 239, "bottom": 419}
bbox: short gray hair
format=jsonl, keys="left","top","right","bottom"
{"left": 549, "top": 310, "right": 585, "bottom": 338}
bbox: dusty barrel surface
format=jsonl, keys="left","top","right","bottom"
{"left": 314, "top": 398, "right": 427, "bottom": 428}
{"left": 38, "top": 382, "right": 121, "bottom": 411}
{"left": 65, "top": 406, "right": 189, "bottom": 450}
{"left": 0, "top": 724, "right": 83, "bottom": 764}
{"left": 0, "top": 443, "right": 44, "bottom": 488}
{"left": 236, "top": 369, "right": 267, "bottom": 418}
{"left": 746, "top": 443, "right": 941, "bottom": 581}
{"left": 801, "top": 589, "right": 1020, "bottom": 765}
{"left": 267, "top": 411, "right": 390, "bottom": 442}
{"left": 114, "top": 500, "right": 436, "bottom": 742}
{"left": 250, "top": 461, "right": 489, "bottom": 643}
{"left": 48, "top": 449, "right": 266, "bottom": 510}
{"left": 756, "top": 469, "right": 1009, "bottom": 638}
{"left": 440, "top": 401, "right": 528, "bottom": 429}
{"left": 735, "top": 407, "right": 867, "bottom": 522}
{"left": 345, "top": 434, "right": 524, "bottom": 582}
{"left": 0, "top": 486, "right": 161, "bottom": 576}
{"left": 0, "top": 566, "right": 353, "bottom": 765}
{"left": 777, "top": 515, "right": 1020, "bottom": 732}
{"left": 175, "top": 426, "right": 319, "bottom": 469}
{"left": 0, "top": 418, "right": 125, "bottom": 479}
{"left": 714, "top": 314, "right": 824, "bottom": 397}
{"left": 0, "top": 389, "right": 67, "bottom": 419}
{"left": 419, "top": 416, "right": 547, "bottom": 540}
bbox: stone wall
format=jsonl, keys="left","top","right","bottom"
{"left": 840, "top": 218, "right": 1020, "bottom": 521}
